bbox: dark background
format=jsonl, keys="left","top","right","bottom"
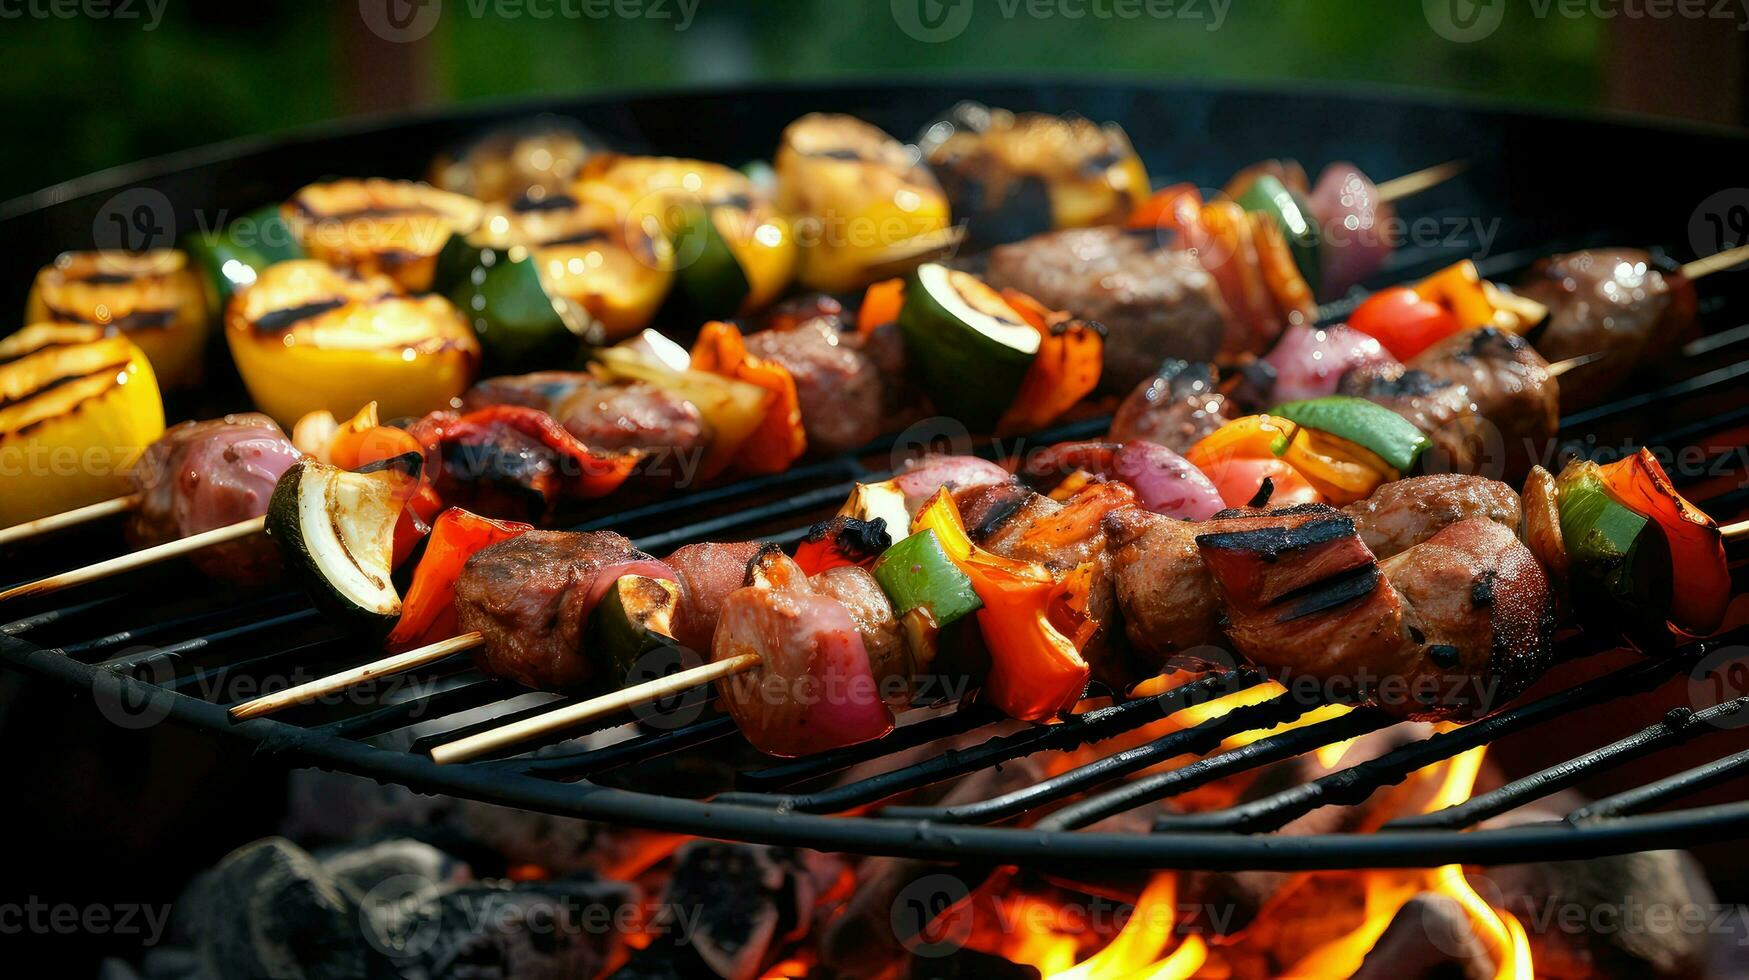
{"left": 3, "top": 0, "right": 1747, "bottom": 203}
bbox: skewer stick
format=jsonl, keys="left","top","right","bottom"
{"left": 429, "top": 653, "right": 762, "bottom": 765}
{"left": 227, "top": 631, "right": 486, "bottom": 721}
{"left": 1547, "top": 352, "right": 1607, "bottom": 378}
{"left": 0, "top": 494, "right": 139, "bottom": 548}
{"left": 1375, "top": 159, "right": 1468, "bottom": 204}
{"left": 1681, "top": 243, "right": 1749, "bottom": 281}
{"left": 0, "top": 515, "right": 265, "bottom": 604}
{"left": 1722, "top": 518, "right": 1749, "bottom": 541}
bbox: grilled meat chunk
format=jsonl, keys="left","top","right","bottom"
{"left": 1515, "top": 248, "right": 1697, "bottom": 411}
{"left": 1107, "top": 360, "right": 1231, "bottom": 453}
{"left": 125, "top": 413, "right": 302, "bottom": 585}
{"left": 893, "top": 454, "right": 1014, "bottom": 513}
{"left": 812, "top": 565, "right": 911, "bottom": 705}
{"left": 745, "top": 317, "right": 884, "bottom": 454}
{"left": 663, "top": 540, "right": 765, "bottom": 655}
{"left": 1340, "top": 474, "right": 1521, "bottom": 560}
{"left": 463, "top": 372, "right": 707, "bottom": 457}
{"left": 456, "top": 531, "right": 675, "bottom": 690}
{"left": 1104, "top": 506, "right": 1227, "bottom": 665}
{"left": 984, "top": 226, "right": 1229, "bottom": 392}
{"left": 1411, "top": 327, "right": 1557, "bottom": 480}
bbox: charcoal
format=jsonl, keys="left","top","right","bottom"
{"left": 392, "top": 877, "right": 635, "bottom": 980}
{"left": 317, "top": 838, "right": 471, "bottom": 900}
{"left": 612, "top": 843, "right": 835, "bottom": 980}
{"left": 904, "top": 946, "right": 1040, "bottom": 980}
{"left": 1351, "top": 893, "right": 1493, "bottom": 980}
{"left": 183, "top": 837, "right": 399, "bottom": 980}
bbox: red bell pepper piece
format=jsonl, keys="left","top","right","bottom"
{"left": 691, "top": 321, "right": 807, "bottom": 475}
{"left": 793, "top": 516, "right": 891, "bottom": 576}
{"left": 385, "top": 508, "right": 533, "bottom": 652}
{"left": 405, "top": 404, "right": 643, "bottom": 501}
{"left": 1346, "top": 285, "right": 1463, "bottom": 361}
{"left": 1597, "top": 448, "right": 1730, "bottom": 637}
{"left": 993, "top": 289, "right": 1104, "bottom": 435}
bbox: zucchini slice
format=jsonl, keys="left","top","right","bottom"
{"left": 266, "top": 457, "right": 411, "bottom": 626}
{"left": 588, "top": 574, "right": 683, "bottom": 686}
{"left": 897, "top": 263, "right": 1040, "bottom": 431}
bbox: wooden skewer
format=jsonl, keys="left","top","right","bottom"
{"left": 1547, "top": 352, "right": 1607, "bottom": 378}
{"left": 429, "top": 652, "right": 762, "bottom": 765}
{"left": 227, "top": 631, "right": 486, "bottom": 721}
{"left": 1375, "top": 159, "right": 1468, "bottom": 204}
{"left": 0, "top": 515, "right": 265, "bottom": 604}
{"left": 1722, "top": 518, "right": 1748, "bottom": 541}
{"left": 1681, "top": 243, "right": 1749, "bottom": 281}
{"left": 0, "top": 494, "right": 139, "bottom": 548}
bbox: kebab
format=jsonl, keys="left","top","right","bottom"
{"left": 222, "top": 418, "right": 1737, "bottom": 767}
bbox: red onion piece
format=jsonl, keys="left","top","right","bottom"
{"left": 1262, "top": 322, "right": 1399, "bottom": 403}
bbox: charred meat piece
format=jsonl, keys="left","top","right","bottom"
{"left": 1380, "top": 518, "right": 1555, "bottom": 719}
{"left": 1107, "top": 359, "right": 1230, "bottom": 453}
{"left": 463, "top": 371, "right": 707, "bottom": 457}
{"left": 455, "top": 531, "right": 675, "bottom": 690}
{"left": 1104, "top": 506, "right": 1228, "bottom": 666}
{"left": 1339, "top": 473, "right": 1521, "bottom": 560}
{"left": 1515, "top": 248, "right": 1697, "bottom": 411}
{"left": 663, "top": 540, "right": 765, "bottom": 655}
{"left": 1410, "top": 327, "right": 1558, "bottom": 481}
{"left": 125, "top": 413, "right": 302, "bottom": 585}
{"left": 745, "top": 317, "right": 884, "bottom": 454}
{"left": 984, "top": 226, "right": 1229, "bottom": 392}
{"left": 1196, "top": 507, "right": 1418, "bottom": 702}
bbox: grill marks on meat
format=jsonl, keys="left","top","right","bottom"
{"left": 985, "top": 226, "right": 1229, "bottom": 393}
{"left": 455, "top": 531, "right": 676, "bottom": 690}
{"left": 1108, "top": 476, "right": 1554, "bottom": 717}
{"left": 463, "top": 371, "right": 707, "bottom": 457}
{"left": 1515, "top": 247, "right": 1697, "bottom": 411}
{"left": 744, "top": 317, "right": 885, "bottom": 455}
{"left": 1107, "top": 359, "right": 1231, "bottom": 453}
{"left": 124, "top": 413, "right": 302, "bottom": 585}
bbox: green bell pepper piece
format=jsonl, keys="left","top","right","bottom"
{"left": 1270, "top": 396, "right": 1432, "bottom": 474}
{"left": 873, "top": 528, "right": 983, "bottom": 628}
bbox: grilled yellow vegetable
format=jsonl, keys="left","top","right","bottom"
{"left": 575, "top": 154, "right": 796, "bottom": 316}
{"left": 921, "top": 105, "right": 1151, "bottom": 248}
{"left": 430, "top": 120, "right": 597, "bottom": 204}
{"left": 226, "top": 260, "right": 480, "bottom": 427}
{"left": 0, "top": 325, "right": 165, "bottom": 526}
{"left": 283, "top": 179, "right": 483, "bottom": 293}
{"left": 775, "top": 113, "right": 954, "bottom": 292}
{"left": 437, "top": 192, "right": 674, "bottom": 357}
{"left": 25, "top": 250, "right": 210, "bottom": 389}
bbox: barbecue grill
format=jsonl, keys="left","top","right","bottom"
{"left": 4, "top": 80, "right": 1748, "bottom": 874}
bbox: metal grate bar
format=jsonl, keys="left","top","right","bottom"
{"left": 95, "top": 609, "right": 323, "bottom": 672}
{"left": 166, "top": 636, "right": 351, "bottom": 694}
{"left": 1568, "top": 745, "right": 1749, "bottom": 822}
{"left": 502, "top": 714, "right": 741, "bottom": 779}
{"left": 882, "top": 693, "right": 1327, "bottom": 825}
{"left": 735, "top": 704, "right": 1003, "bottom": 792}
{"left": 301, "top": 675, "right": 524, "bottom": 741}
{"left": 1147, "top": 650, "right": 1703, "bottom": 834}
{"left": 711, "top": 672, "right": 1262, "bottom": 813}
{"left": 57, "top": 595, "right": 311, "bottom": 661}
{"left": 1384, "top": 698, "right": 1749, "bottom": 831}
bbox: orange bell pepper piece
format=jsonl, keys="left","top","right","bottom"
{"left": 993, "top": 288, "right": 1104, "bottom": 435}
{"left": 1125, "top": 182, "right": 1203, "bottom": 232}
{"left": 911, "top": 488, "right": 1090, "bottom": 721}
{"left": 385, "top": 508, "right": 532, "bottom": 652}
{"left": 857, "top": 278, "right": 906, "bottom": 338}
{"left": 691, "top": 321, "right": 807, "bottom": 475}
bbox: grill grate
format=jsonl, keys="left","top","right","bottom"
{"left": 6, "top": 90, "right": 1749, "bottom": 871}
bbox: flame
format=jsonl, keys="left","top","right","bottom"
{"left": 998, "top": 873, "right": 1207, "bottom": 980}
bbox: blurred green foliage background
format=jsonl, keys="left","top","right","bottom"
{"left": 0, "top": 0, "right": 1608, "bottom": 201}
